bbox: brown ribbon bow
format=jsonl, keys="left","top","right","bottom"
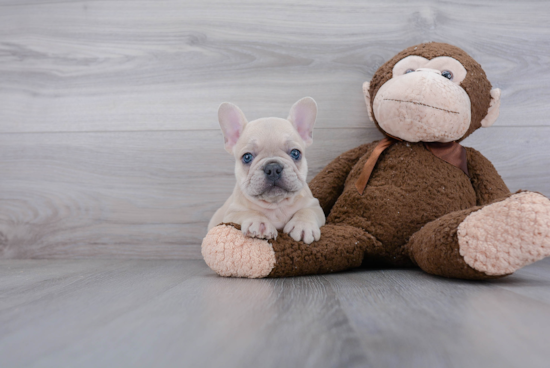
{"left": 355, "top": 138, "right": 470, "bottom": 195}
{"left": 355, "top": 137, "right": 395, "bottom": 195}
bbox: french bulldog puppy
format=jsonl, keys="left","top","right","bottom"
{"left": 208, "top": 97, "right": 325, "bottom": 244}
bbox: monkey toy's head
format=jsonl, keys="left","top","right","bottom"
{"left": 363, "top": 42, "right": 501, "bottom": 142}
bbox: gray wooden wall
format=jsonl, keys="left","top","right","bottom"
{"left": 1, "top": 0, "right": 549, "bottom": 259}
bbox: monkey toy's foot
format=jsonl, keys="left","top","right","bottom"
{"left": 458, "top": 192, "right": 550, "bottom": 276}
{"left": 202, "top": 224, "right": 277, "bottom": 278}
{"left": 203, "top": 223, "right": 374, "bottom": 278}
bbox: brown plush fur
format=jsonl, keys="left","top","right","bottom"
{"left": 406, "top": 206, "right": 507, "bottom": 280}
{"left": 268, "top": 224, "right": 377, "bottom": 277}
{"left": 368, "top": 42, "right": 492, "bottom": 141}
{"left": 303, "top": 139, "right": 511, "bottom": 275}
{"left": 205, "top": 42, "right": 550, "bottom": 280}
{"left": 264, "top": 42, "right": 512, "bottom": 279}
{"left": 465, "top": 147, "right": 511, "bottom": 205}
{"left": 326, "top": 142, "right": 477, "bottom": 255}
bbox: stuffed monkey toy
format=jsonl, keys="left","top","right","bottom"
{"left": 202, "top": 42, "right": 550, "bottom": 280}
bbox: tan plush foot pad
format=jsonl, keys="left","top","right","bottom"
{"left": 201, "top": 224, "right": 276, "bottom": 278}
{"left": 458, "top": 192, "right": 550, "bottom": 276}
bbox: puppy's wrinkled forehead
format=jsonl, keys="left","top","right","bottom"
{"left": 235, "top": 118, "right": 303, "bottom": 155}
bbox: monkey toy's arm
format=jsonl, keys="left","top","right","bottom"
{"left": 309, "top": 142, "right": 375, "bottom": 216}
{"left": 465, "top": 147, "right": 511, "bottom": 206}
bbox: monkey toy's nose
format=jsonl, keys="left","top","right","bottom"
{"left": 264, "top": 162, "right": 283, "bottom": 182}
{"left": 415, "top": 68, "right": 442, "bottom": 75}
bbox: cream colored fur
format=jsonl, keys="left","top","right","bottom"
{"left": 362, "top": 81, "right": 374, "bottom": 122}
{"left": 393, "top": 56, "right": 467, "bottom": 84}
{"left": 363, "top": 55, "right": 501, "bottom": 142}
{"left": 373, "top": 70, "right": 471, "bottom": 142}
{"left": 480, "top": 88, "right": 501, "bottom": 128}
{"left": 202, "top": 224, "right": 276, "bottom": 278}
{"left": 458, "top": 192, "right": 550, "bottom": 275}
{"left": 208, "top": 97, "right": 325, "bottom": 244}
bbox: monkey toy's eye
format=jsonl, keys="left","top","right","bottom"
{"left": 289, "top": 149, "right": 301, "bottom": 161}
{"left": 441, "top": 70, "right": 453, "bottom": 80}
{"left": 242, "top": 152, "right": 254, "bottom": 164}
{"left": 405, "top": 69, "right": 415, "bottom": 74}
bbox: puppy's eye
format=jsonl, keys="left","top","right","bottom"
{"left": 441, "top": 70, "right": 453, "bottom": 80}
{"left": 289, "top": 149, "right": 301, "bottom": 161}
{"left": 242, "top": 152, "right": 254, "bottom": 164}
{"left": 405, "top": 69, "right": 415, "bottom": 74}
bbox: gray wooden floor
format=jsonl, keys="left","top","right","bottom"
{"left": 1, "top": 259, "right": 550, "bottom": 368}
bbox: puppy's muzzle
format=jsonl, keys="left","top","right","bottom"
{"left": 264, "top": 162, "right": 283, "bottom": 182}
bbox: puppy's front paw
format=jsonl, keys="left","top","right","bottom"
{"left": 283, "top": 219, "right": 321, "bottom": 245}
{"left": 241, "top": 218, "right": 278, "bottom": 240}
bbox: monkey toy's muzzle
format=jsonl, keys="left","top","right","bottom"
{"left": 373, "top": 71, "right": 472, "bottom": 143}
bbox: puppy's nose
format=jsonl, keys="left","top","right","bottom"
{"left": 264, "top": 162, "right": 283, "bottom": 181}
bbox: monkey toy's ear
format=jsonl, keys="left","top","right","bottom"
{"left": 362, "top": 81, "right": 374, "bottom": 122}
{"left": 480, "top": 88, "right": 501, "bottom": 128}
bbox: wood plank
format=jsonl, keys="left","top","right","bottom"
{"left": 0, "top": 0, "right": 549, "bottom": 133}
{"left": 0, "top": 259, "right": 549, "bottom": 368}
{"left": 326, "top": 259, "right": 550, "bottom": 368}
{"left": 0, "top": 128, "right": 380, "bottom": 259}
{"left": 0, "top": 259, "right": 371, "bottom": 368}
{"left": 1, "top": 127, "right": 548, "bottom": 259}
{"left": 0, "top": 260, "right": 208, "bottom": 367}
{"left": 492, "top": 258, "right": 550, "bottom": 306}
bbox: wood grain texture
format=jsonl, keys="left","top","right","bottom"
{"left": 0, "top": 0, "right": 549, "bottom": 258}
{"left": 1, "top": 258, "right": 550, "bottom": 368}
{"left": 0, "top": 0, "right": 549, "bottom": 133}
{"left": 0, "top": 128, "right": 381, "bottom": 258}
{"left": 1, "top": 127, "right": 549, "bottom": 259}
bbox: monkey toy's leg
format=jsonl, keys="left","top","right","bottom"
{"left": 202, "top": 223, "right": 383, "bottom": 278}
{"left": 406, "top": 191, "right": 550, "bottom": 280}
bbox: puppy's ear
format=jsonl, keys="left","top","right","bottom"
{"left": 288, "top": 97, "right": 317, "bottom": 147}
{"left": 218, "top": 102, "right": 248, "bottom": 153}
